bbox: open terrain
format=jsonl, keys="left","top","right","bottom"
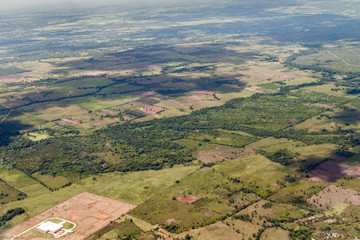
{"left": 0, "top": 192, "right": 136, "bottom": 240}
{"left": 1, "top": 0, "right": 360, "bottom": 239}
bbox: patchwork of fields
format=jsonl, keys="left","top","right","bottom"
{"left": 1, "top": 0, "right": 360, "bottom": 239}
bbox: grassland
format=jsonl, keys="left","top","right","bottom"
{"left": 0, "top": 166, "right": 197, "bottom": 233}
{"left": 0, "top": 67, "right": 28, "bottom": 77}
{"left": 0, "top": 180, "right": 26, "bottom": 205}
{"left": 0, "top": 168, "right": 49, "bottom": 197}
{"left": 32, "top": 173, "right": 71, "bottom": 190}
{"left": 213, "top": 155, "right": 292, "bottom": 189}
{"left": 1, "top": 2, "right": 360, "bottom": 239}
{"left": 290, "top": 46, "right": 360, "bottom": 73}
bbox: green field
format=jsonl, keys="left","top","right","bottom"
{"left": 0, "top": 67, "right": 28, "bottom": 77}
{"left": 0, "top": 168, "right": 49, "bottom": 197}
{"left": 1, "top": 166, "right": 197, "bottom": 228}
{"left": 1, "top": 2, "right": 360, "bottom": 239}
{"left": 32, "top": 173, "right": 71, "bottom": 190}
{"left": 0, "top": 180, "right": 26, "bottom": 205}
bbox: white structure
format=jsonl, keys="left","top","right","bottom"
{"left": 36, "top": 221, "right": 62, "bottom": 233}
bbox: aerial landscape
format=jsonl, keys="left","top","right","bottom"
{"left": 0, "top": 0, "right": 360, "bottom": 239}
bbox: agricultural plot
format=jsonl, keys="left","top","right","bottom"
{"left": 236, "top": 200, "right": 309, "bottom": 223}
{"left": 310, "top": 160, "right": 360, "bottom": 183}
{"left": 308, "top": 185, "right": 360, "bottom": 210}
{"left": 0, "top": 67, "right": 28, "bottom": 77}
{"left": 0, "top": 166, "right": 197, "bottom": 234}
{"left": 292, "top": 144, "right": 339, "bottom": 167}
{"left": 213, "top": 155, "right": 292, "bottom": 191}
{"left": 95, "top": 218, "right": 153, "bottom": 240}
{"left": 270, "top": 179, "right": 325, "bottom": 204}
{"left": 130, "top": 170, "right": 248, "bottom": 232}
{"left": 0, "top": 192, "right": 136, "bottom": 240}
{"left": 189, "top": 130, "right": 259, "bottom": 148}
{"left": 309, "top": 161, "right": 352, "bottom": 183}
{"left": 196, "top": 145, "right": 256, "bottom": 163}
{"left": 0, "top": 168, "right": 49, "bottom": 197}
{"left": 0, "top": 180, "right": 26, "bottom": 205}
{"left": 290, "top": 113, "right": 339, "bottom": 132}
{"left": 32, "top": 173, "right": 71, "bottom": 190}
{"left": 283, "top": 77, "right": 318, "bottom": 86}
{"left": 260, "top": 228, "right": 290, "bottom": 240}
{"left": 224, "top": 219, "right": 262, "bottom": 240}
{"left": 301, "top": 84, "right": 357, "bottom": 99}
{"left": 290, "top": 47, "right": 360, "bottom": 74}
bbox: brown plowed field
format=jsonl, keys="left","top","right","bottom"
{"left": 177, "top": 195, "right": 199, "bottom": 204}
{"left": 344, "top": 163, "right": 360, "bottom": 179}
{"left": 309, "top": 161, "right": 352, "bottom": 183}
{"left": 1, "top": 192, "right": 136, "bottom": 240}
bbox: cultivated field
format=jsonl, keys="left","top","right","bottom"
{"left": 0, "top": 192, "right": 136, "bottom": 240}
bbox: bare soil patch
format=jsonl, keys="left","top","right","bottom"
{"left": 309, "top": 161, "right": 352, "bottom": 183}
{"left": 344, "top": 163, "right": 360, "bottom": 179}
{"left": 139, "top": 105, "right": 165, "bottom": 115}
{"left": 308, "top": 185, "right": 360, "bottom": 210}
{"left": 177, "top": 195, "right": 199, "bottom": 204}
{"left": 188, "top": 95, "right": 201, "bottom": 101}
{"left": 165, "top": 218, "right": 175, "bottom": 225}
{"left": 331, "top": 155, "right": 348, "bottom": 161}
{"left": 85, "top": 71, "right": 108, "bottom": 76}
{"left": 197, "top": 145, "right": 255, "bottom": 163}
{"left": 133, "top": 91, "right": 158, "bottom": 97}
{"left": 58, "top": 118, "right": 81, "bottom": 125}
{"left": 1, "top": 192, "right": 136, "bottom": 240}
{"left": 189, "top": 90, "right": 214, "bottom": 95}
{"left": 146, "top": 64, "right": 162, "bottom": 71}
{"left": 136, "top": 97, "right": 159, "bottom": 105}
{"left": 101, "top": 109, "right": 116, "bottom": 115}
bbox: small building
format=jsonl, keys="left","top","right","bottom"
{"left": 36, "top": 221, "right": 63, "bottom": 234}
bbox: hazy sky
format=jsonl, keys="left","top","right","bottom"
{"left": 0, "top": 0, "right": 116, "bottom": 9}
{"left": 0, "top": 0, "right": 203, "bottom": 10}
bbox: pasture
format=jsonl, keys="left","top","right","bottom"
{"left": 196, "top": 145, "right": 255, "bottom": 163}
{"left": 0, "top": 168, "right": 49, "bottom": 197}
{"left": 0, "top": 166, "right": 197, "bottom": 232}
{"left": 213, "top": 155, "right": 292, "bottom": 189}
{"left": 308, "top": 185, "right": 360, "bottom": 211}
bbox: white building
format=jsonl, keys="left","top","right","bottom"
{"left": 36, "top": 221, "right": 63, "bottom": 234}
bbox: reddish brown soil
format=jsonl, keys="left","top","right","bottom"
{"left": 101, "top": 109, "right": 116, "bottom": 115}
{"left": 0, "top": 72, "right": 30, "bottom": 80}
{"left": 346, "top": 195, "right": 360, "bottom": 205}
{"left": 308, "top": 185, "right": 360, "bottom": 210}
{"left": 345, "top": 163, "right": 360, "bottom": 179}
{"left": 133, "top": 91, "right": 158, "bottom": 97}
{"left": 139, "top": 105, "right": 165, "bottom": 115}
{"left": 309, "top": 161, "right": 352, "bottom": 183}
{"left": 189, "top": 90, "right": 214, "bottom": 95}
{"left": 136, "top": 97, "right": 159, "bottom": 105}
{"left": 331, "top": 155, "right": 348, "bottom": 161}
{"left": 59, "top": 119, "right": 80, "bottom": 125}
{"left": 165, "top": 218, "right": 176, "bottom": 225}
{"left": 177, "top": 195, "right": 199, "bottom": 204}
{"left": 188, "top": 95, "right": 201, "bottom": 101}
{"left": 0, "top": 192, "right": 136, "bottom": 240}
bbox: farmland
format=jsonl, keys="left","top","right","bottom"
{"left": 0, "top": 0, "right": 360, "bottom": 239}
